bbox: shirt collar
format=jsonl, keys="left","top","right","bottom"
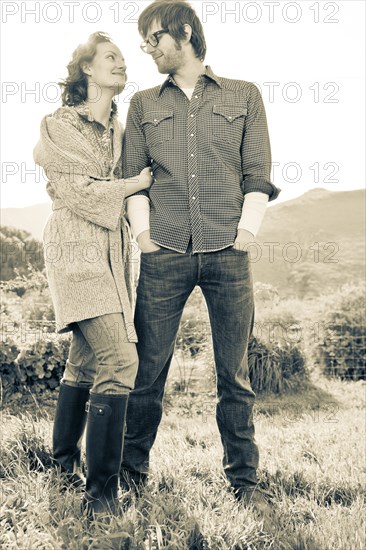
{"left": 74, "top": 102, "right": 117, "bottom": 128}
{"left": 158, "top": 65, "right": 222, "bottom": 95}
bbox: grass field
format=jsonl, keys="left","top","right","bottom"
{"left": 1, "top": 366, "right": 365, "bottom": 550}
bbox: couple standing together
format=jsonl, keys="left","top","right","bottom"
{"left": 34, "top": 0, "right": 280, "bottom": 520}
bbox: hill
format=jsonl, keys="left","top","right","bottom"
{"left": 0, "top": 203, "right": 51, "bottom": 241}
{"left": 254, "top": 188, "right": 365, "bottom": 297}
{"left": 1, "top": 188, "right": 365, "bottom": 296}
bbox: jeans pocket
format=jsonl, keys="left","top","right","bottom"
{"left": 229, "top": 245, "right": 249, "bottom": 255}
{"left": 140, "top": 248, "right": 165, "bottom": 259}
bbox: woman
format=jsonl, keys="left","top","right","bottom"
{"left": 34, "top": 32, "right": 152, "bottom": 517}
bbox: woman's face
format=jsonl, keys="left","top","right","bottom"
{"left": 84, "top": 41, "right": 127, "bottom": 96}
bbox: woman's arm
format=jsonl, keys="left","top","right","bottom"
{"left": 34, "top": 108, "right": 152, "bottom": 231}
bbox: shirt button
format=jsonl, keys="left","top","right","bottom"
{"left": 190, "top": 133, "right": 194, "bottom": 137}
{"left": 192, "top": 174, "right": 196, "bottom": 178}
{"left": 228, "top": 116, "right": 232, "bottom": 120}
{"left": 192, "top": 196, "right": 196, "bottom": 200}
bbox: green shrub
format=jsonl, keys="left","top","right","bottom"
{"left": 20, "top": 290, "right": 55, "bottom": 329}
{"left": 173, "top": 289, "right": 308, "bottom": 395}
{"left": 0, "top": 336, "right": 70, "bottom": 401}
{"left": 1, "top": 265, "right": 55, "bottom": 333}
{"left": 249, "top": 302, "right": 308, "bottom": 393}
{"left": 0, "top": 226, "right": 44, "bottom": 281}
{"left": 173, "top": 289, "right": 213, "bottom": 393}
{"left": 176, "top": 316, "right": 209, "bottom": 359}
{"left": 248, "top": 336, "right": 306, "bottom": 394}
{"left": 316, "top": 283, "right": 366, "bottom": 380}
{"left": 15, "top": 337, "right": 70, "bottom": 390}
{"left": 0, "top": 339, "right": 20, "bottom": 400}
{"left": 175, "top": 289, "right": 210, "bottom": 356}
{"left": 253, "top": 282, "right": 280, "bottom": 308}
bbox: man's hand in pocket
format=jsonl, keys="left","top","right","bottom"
{"left": 137, "top": 230, "right": 161, "bottom": 253}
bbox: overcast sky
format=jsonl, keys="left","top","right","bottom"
{"left": 1, "top": 0, "right": 365, "bottom": 208}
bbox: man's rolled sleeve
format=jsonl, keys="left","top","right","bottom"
{"left": 126, "top": 195, "right": 150, "bottom": 240}
{"left": 241, "top": 84, "right": 280, "bottom": 201}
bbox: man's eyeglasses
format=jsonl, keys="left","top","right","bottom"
{"left": 140, "top": 29, "right": 169, "bottom": 53}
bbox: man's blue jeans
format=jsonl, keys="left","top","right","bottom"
{"left": 122, "top": 247, "right": 259, "bottom": 488}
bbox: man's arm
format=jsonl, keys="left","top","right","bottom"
{"left": 123, "top": 94, "right": 160, "bottom": 252}
{"left": 233, "top": 192, "right": 269, "bottom": 250}
{"left": 122, "top": 94, "right": 150, "bottom": 179}
{"left": 240, "top": 83, "right": 280, "bottom": 200}
{"left": 126, "top": 195, "right": 160, "bottom": 252}
{"left": 234, "top": 83, "right": 280, "bottom": 250}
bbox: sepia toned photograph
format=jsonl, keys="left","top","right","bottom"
{"left": 0, "top": 1, "right": 365, "bottom": 548}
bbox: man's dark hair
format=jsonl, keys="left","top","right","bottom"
{"left": 138, "top": 0, "right": 207, "bottom": 60}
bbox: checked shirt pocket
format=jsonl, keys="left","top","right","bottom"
{"left": 142, "top": 110, "right": 174, "bottom": 147}
{"left": 212, "top": 105, "right": 247, "bottom": 144}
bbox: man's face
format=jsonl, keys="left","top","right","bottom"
{"left": 144, "top": 21, "right": 185, "bottom": 75}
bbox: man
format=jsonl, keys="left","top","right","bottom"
{"left": 121, "top": 0, "right": 280, "bottom": 515}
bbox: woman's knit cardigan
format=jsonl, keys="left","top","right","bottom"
{"left": 33, "top": 106, "right": 137, "bottom": 341}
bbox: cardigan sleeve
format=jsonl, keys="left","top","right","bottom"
{"left": 46, "top": 171, "right": 126, "bottom": 232}
{"left": 34, "top": 107, "right": 127, "bottom": 232}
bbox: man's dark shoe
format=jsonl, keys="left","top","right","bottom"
{"left": 59, "top": 470, "right": 86, "bottom": 491}
{"left": 120, "top": 469, "right": 148, "bottom": 496}
{"left": 234, "top": 486, "right": 275, "bottom": 530}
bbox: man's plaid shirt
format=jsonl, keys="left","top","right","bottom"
{"left": 122, "top": 66, "right": 281, "bottom": 253}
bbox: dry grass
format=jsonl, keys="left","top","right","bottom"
{"left": 1, "top": 372, "right": 365, "bottom": 550}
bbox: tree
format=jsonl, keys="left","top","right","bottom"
{"left": 0, "top": 226, "right": 44, "bottom": 281}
